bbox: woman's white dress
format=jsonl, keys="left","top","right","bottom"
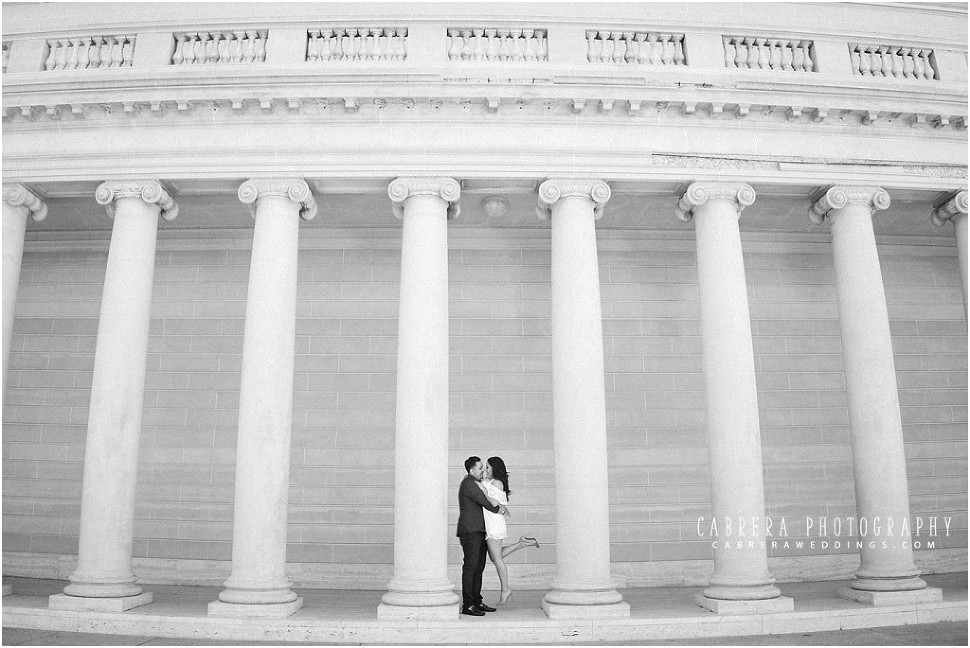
{"left": 482, "top": 480, "right": 508, "bottom": 541}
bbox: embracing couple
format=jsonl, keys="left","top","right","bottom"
{"left": 457, "top": 455, "right": 541, "bottom": 617}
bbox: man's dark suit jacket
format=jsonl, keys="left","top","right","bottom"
{"left": 456, "top": 475, "right": 501, "bottom": 536}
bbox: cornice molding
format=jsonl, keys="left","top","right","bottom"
{"left": 94, "top": 180, "right": 178, "bottom": 221}
{"left": 2, "top": 183, "right": 48, "bottom": 222}
{"left": 387, "top": 177, "right": 461, "bottom": 219}
{"left": 931, "top": 190, "right": 968, "bottom": 226}
{"left": 237, "top": 178, "right": 317, "bottom": 221}
{"left": 675, "top": 182, "right": 756, "bottom": 223}
{"left": 809, "top": 185, "right": 891, "bottom": 224}
{"left": 536, "top": 179, "right": 611, "bottom": 220}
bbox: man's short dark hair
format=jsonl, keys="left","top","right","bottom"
{"left": 464, "top": 456, "right": 481, "bottom": 473}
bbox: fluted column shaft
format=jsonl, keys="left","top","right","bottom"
{"left": 63, "top": 181, "right": 177, "bottom": 600}
{"left": 213, "top": 179, "right": 316, "bottom": 615}
{"left": 811, "top": 186, "right": 925, "bottom": 592}
{"left": 2, "top": 185, "right": 47, "bottom": 403}
{"left": 931, "top": 191, "right": 968, "bottom": 320}
{"left": 379, "top": 178, "right": 461, "bottom": 618}
{"left": 537, "top": 179, "right": 628, "bottom": 617}
{"left": 677, "top": 183, "right": 780, "bottom": 601}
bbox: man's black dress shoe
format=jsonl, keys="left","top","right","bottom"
{"left": 476, "top": 603, "right": 496, "bottom": 612}
{"left": 461, "top": 606, "right": 486, "bottom": 616}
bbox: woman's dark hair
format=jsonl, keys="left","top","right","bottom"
{"left": 487, "top": 456, "right": 511, "bottom": 500}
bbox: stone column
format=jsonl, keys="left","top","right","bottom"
{"left": 208, "top": 179, "right": 316, "bottom": 619}
{"left": 931, "top": 191, "right": 968, "bottom": 321}
{"left": 676, "top": 183, "right": 792, "bottom": 614}
{"left": 3, "top": 185, "right": 48, "bottom": 405}
{"left": 536, "top": 179, "right": 629, "bottom": 619}
{"left": 50, "top": 181, "right": 177, "bottom": 612}
{"left": 810, "top": 186, "right": 941, "bottom": 606}
{"left": 378, "top": 178, "right": 461, "bottom": 620}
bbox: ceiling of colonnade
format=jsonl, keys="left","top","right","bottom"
{"left": 25, "top": 184, "right": 955, "bottom": 239}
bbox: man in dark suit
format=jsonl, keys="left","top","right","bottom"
{"left": 457, "top": 456, "right": 507, "bottom": 616}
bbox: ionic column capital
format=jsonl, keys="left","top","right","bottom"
{"left": 95, "top": 180, "right": 178, "bottom": 221}
{"left": 809, "top": 186, "right": 890, "bottom": 225}
{"left": 536, "top": 179, "right": 611, "bottom": 221}
{"left": 387, "top": 177, "right": 461, "bottom": 220}
{"left": 675, "top": 182, "right": 755, "bottom": 223}
{"left": 3, "top": 184, "right": 48, "bottom": 222}
{"left": 238, "top": 178, "right": 317, "bottom": 221}
{"left": 931, "top": 190, "right": 968, "bottom": 227}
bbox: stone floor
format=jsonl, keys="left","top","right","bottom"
{"left": 2, "top": 572, "right": 967, "bottom": 645}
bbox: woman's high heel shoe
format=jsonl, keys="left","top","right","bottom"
{"left": 521, "top": 536, "right": 540, "bottom": 549}
{"left": 499, "top": 590, "right": 513, "bottom": 605}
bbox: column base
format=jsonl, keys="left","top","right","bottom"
{"left": 542, "top": 600, "right": 631, "bottom": 619}
{"left": 695, "top": 594, "right": 794, "bottom": 615}
{"left": 377, "top": 602, "right": 459, "bottom": 620}
{"left": 2, "top": 584, "right": 12, "bottom": 596}
{"left": 208, "top": 597, "right": 304, "bottom": 618}
{"left": 49, "top": 592, "right": 153, "bottom": 612}
{"left": 839, "top": 587, "right": 942, "bottom": 607}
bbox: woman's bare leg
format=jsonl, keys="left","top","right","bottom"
{"left": 486, "top": 538, "right": 511, "bottom": 599}
{"left": 502, "top": 535, "right": 539, "bottom": 558}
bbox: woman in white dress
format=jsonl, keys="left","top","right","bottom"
{"left": 478, "top": 456, "right": 540, "bottom": 605}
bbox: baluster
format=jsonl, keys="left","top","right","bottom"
{"left": 378, "top": 28, "right": 390, "bottom": 61}
{"left": 634, "top": 33, "right": 648, "bottom": 65}
{"left": 673, "top": 34, "right": 685, "bottom": 65}
{"left": 66, "top": 37, "right": 80, "bottom": 70}
{"left": 742, "top": 37, "right": 756, "bottom": 68}
{"left": 319, "top": 29, "right": 334, "bottom": 61}
{"left": 306, "top": 30, "right": 318, "bottom": 62}
{"left": 447, "top": 29, "right": 459, "bottom": 61}
{"left": 647, "top": 34, "right": 661, "bottom": 66}
{"left": 920, "top": 49, "right": 934, "bottom": 79}
{"left": 363, "top": 28, "right": 375, "bottom": 60}
{"left": 497, "top": 30, "right": 511, "bottom": 61}
{"left": 586, "top": 30, "right": 597, "bottom": 63}
{"left": 867, "top": 45, "right": 881, "bottom": 75}
{"left": 110, "top": 35, "right": 123, "bottom": 67}
{"left": 470, "top": 28, "right": 483, "bottom": 61}
{"left": 723, "top": 37, "right": 735, "bottom": 68}
{"left": 899, "top": 47, "right": 913, "bottom": 78}
{"left": 238, "top": 31, "right": 252, "bottom": 63}
{"left": 396, "top": 28, "right": 407, "bottom": 60}
{"left": 255, "top": 31, "right": 267, "bottom": 62}
{"left": 76, "top": 37, "right": 92, "bottom": 69}
{"left": 172, "top": 34, "right": 186, "bottom": 65}
{"left": 536, "top": 29, "right": 546, "bottom": 61}
{"left": 219, "top": 31, "right": 233, "bottom": 63}
{"left": 203, "top": 32, "right": 217, "bottom": 64}
{"left": 879, "top": 45, "right": 893, "bottom": 77}
{"left": 334, "top": 28, "right": 347, "bottom": 61}
{"left": 621, "top": 33, "right": 635, "bottom": 64}
{"left": 754, "top": 38, "right": 767, "bottom": 69}
{"left": 188, "top": 33, "right": 202, "bottom": 65}
{"left": 2, "top": 44, "right": 8, "bottom": 73}
{"left": 889, "top": 46, "right": 902, "bottom": 78}
{"left": 734, "top": 37, "right": 747, "bottom": 68}
{"left": 459, "top": 29, "right": 471, "bottom": 60}
{"left": 766, "top": 39, "right": 780, "bottom": 70}
{"left": 44, "top": 40, "right": 57, "bottom": 70}
{"left": 354, "top": 29, "right": 365, "bottom": 60}
{"left": 791, "top": 39, "right": 804, "bottom": 71}
{"left": 780, "top": 40, "right": 793, "bottom": 70}
{"left": 910, "top": 48, "right": 924, "bottom": 78}
{"left": 52, "top": 39, "right": 67, "bottom": 70}
{"left": 609, "top": 32, "right": 623, "bottom": 64}
{"left": 122, "top": 36, "right": 134, "bottom": 66}
{"left": 486, "top": 28, "right": 498, "bottom": 61}
{"left": 511, "top": 29, "right": 524, "bottom": 61}
{"left": 521, "top": 29, "right": 534, "bottom": 61}
{"left": 227, "top": 32, "right": 241, "bottom": 63}
{"left": 800, "top": 40, "right": 812, "bottom": 71}
{"left": 596, "top": 31, "right": 610, "bottom": 63}
{"left": 661, "top": 33, "right": 675, "bottom": 65}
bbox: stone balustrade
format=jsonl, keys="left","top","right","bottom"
{"left": 43, "top": 35, "right": 135, "bottom": 71}
{"left": 172, "top": 31, "right": 267, "bottom": 65}
{"left": 446, "top": 28, "right": 547, "bottom": 62}
{"left": 723, "top": 37, "right": 815, "bottom": 72}
{"left": 850, "top": 43, "right": 936, "bottom": 80}
{"left": 2, "top": 42, "right": 9, "bottom": 73}
{"left": 308, "top": 28, "right": 407, "bottom": 62}
{"left": 586, "top": 31, "right": 685, "bottom": 65}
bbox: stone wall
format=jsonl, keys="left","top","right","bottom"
{"left": 2, "top": 223, "right": 966, "bottom": 588}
